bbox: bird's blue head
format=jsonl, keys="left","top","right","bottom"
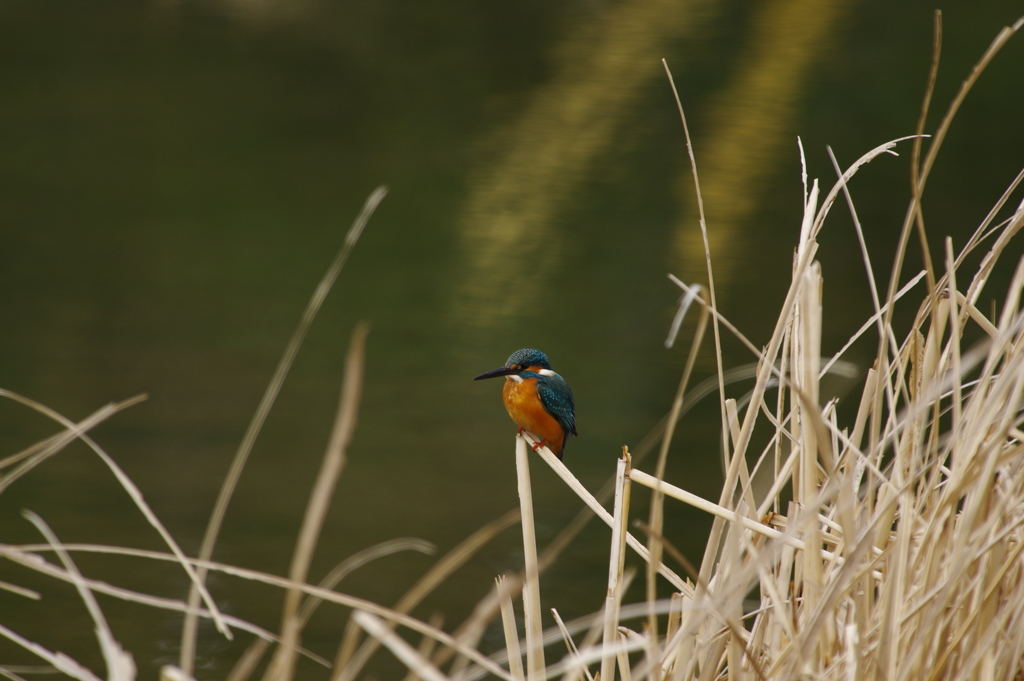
{"left": 505, "top": 348, "right": 552, "bottom": 371}
{"left": 473, "top": 348, "right": 553, "bottom": 381}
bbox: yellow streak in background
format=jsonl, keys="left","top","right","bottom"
{"left": 456, "top": 0, "right": 714, "bottom": 330}
{"left": 676, "top": 0, "right": 850, "bottom": 288}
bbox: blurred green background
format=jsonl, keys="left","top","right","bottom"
{"left": 1, "top": 0, "right": 1023, "bottom": 678}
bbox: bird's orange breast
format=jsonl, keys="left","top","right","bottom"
{"left": 502, "top": 377, "right": 566, "bottom": 456}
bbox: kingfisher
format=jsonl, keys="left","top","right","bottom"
{"left": 474, "top": 348, "right": 577, "bottom": 459}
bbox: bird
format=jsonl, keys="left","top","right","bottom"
{"left": 473, "top": 348, "right": 577, "bottom": 459}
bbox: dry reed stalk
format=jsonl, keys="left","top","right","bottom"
{"left": 263, "top": 323, "right": 369, "bottom": 681}
{"left": 600, "top": 452, "right": 631, "bottom": 681}
{"left": 0, "top": 544, "right": 310, "bottom": 664}
{"left": 0, "top": 390, "right": 229, "bottom": 639}
{"left": 527, "top": 434, "right": 689, "bottom": 592}
{"left": 0, "top": 394, "right": 143, "bottom": 488}
{"left": 351, "top": 611, "right": 448, "bottom": 681}
{"left": 628, "top": 471, "right": 848, "bottom": 564}
{"left": 515, "top": 434, "right": 546, "bottom": 681}
{"left": 664, "top": 56, "right": 733, "bottom": 627}
{"left": 333, "top": 509, "right": 519, "bottom": 681}
{"left": 180, "top": 187, "right": 387, "bottom": 676}
{"left": 497, "top": 577, "right": 526, "bottom": 681}
{"left": 23, "top": 512, "right": 136, "bottom": 681}
{"left": 160, "top": 665, "right": 197, "bottom": 681}
{"left": 649, "top": 295, "right": 711, "bottom": 647}
{"left": 554, "top": 579, "right": 625, "bottom": 681}
{"left": 550, "top": 608, "right": 589, "bottom": 681}
{"left": 1, "top": 539, "right": 517, "bottom": 679}
{"left": 0, "top": 622, "right": 104, "bottom": 681}
{"left": 0, "top": 579, "right": 38, "bottom": 600}
{"left": 400, "top": 612, "right": 445, "bottom": 681}
{"left": 225, "top": 640, "right": 270, "bottom": 681}
{"left": 9, "top": 537, "right": 431, "bottom": 597}
{"left": 300, "top": 538, "right": 437, "bottom": 628}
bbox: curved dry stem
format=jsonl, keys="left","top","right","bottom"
{"left": 180, "top": 186, "right": 387, "bottom": 674}
{"left": 0, "top": 389, "right": 228, "bottom": 638}
{"left": 1, "top": 542, "right": 510, "bottom": 680}
{"left": 264, "top": 322, "right": 370, "bottom": 681}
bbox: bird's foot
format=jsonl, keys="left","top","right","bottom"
{"left": 531, "top": 438, "right": 548, "bottom": 452}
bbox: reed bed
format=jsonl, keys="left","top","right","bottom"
{"left": 3, "top": 13, "right": 1024, "bottom": 681}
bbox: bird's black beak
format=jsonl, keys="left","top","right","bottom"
{"left": 473, "top": 366, "right": 517, "bottom": 381}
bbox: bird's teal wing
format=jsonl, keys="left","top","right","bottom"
{"left": 537, "top": 374, "right": 577, "bottom": 439}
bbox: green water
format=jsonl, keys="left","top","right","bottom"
{"left": 1, "top": 1, "right": 1023, "bottom": 678}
